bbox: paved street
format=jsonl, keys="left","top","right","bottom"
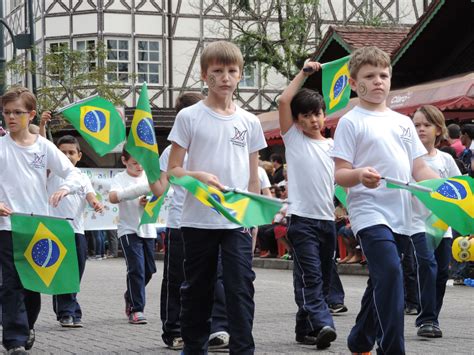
{"left": 1, "top": 258, "right": 473, "bottom": 354}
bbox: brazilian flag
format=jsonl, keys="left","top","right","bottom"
{"left": 386, "top": 175, "right": 474, "bottom": 236}
{"left": 126, "top": 83, "right": 161, "bottom": 184}
{"left": 321, "top": 56, "right": 351, "bottom": 115}
{"left": 59, "top": 95, "right": 126, "bottom": 156}
{"left": 334, "top": 185, "right": 348, "bottom": 209}
{"left": 11, "top": 213, "right": 79, "bottom": 295}
{"left": 170, "top": 175, "right": 283, "bottom": 227}
{"left": 140, "top": 186, "right": 170, "bottom": 226}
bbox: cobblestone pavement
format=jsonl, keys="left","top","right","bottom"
{"left": 1, "top": 258, "right": 473, "bottom": 354}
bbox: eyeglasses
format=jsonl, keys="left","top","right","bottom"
{"left": 2, "top": 110, "right": 31, "bottom": 118}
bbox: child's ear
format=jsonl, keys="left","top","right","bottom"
{"left": 77, "top": 151, "right": 82, "bottom": 161}
{"left": 349, "top": 77, "right": 357, "bottom": 92}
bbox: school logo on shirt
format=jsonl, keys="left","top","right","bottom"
{"left": 30, "top": 153, "right": 46, "bottom": 169}
{"left": 230, "top": 127, "right": 247, "bottom": 147}
{"left": 399, "top": 125, "right": 412, "bottom": 143}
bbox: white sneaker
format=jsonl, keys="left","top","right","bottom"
{"left": 208, "top": 331, "right": 229, "bottom": 350}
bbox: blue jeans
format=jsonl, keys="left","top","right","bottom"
{"left": 53, "top": 233, "right": 87, "bottom": 321}
{"left": 119, "top": 234, "right": 157, "bottom": 313}
{"left": 434, "top": 238, "right": 451, "bottom": 319}
{"left": 287, "top": 215, "right": 336, "bottom": 336}
{"left": 348, "top": 225, "right": 405, "bottom": 355}
{"left": 92, "top": 230, "right": 105, "bottom": 257}
{"left": 180, "top": 227, "right": 255, "bottom": 355}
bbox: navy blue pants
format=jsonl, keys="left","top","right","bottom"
{"left": 434, "top": 238, "right": 451, "bottom": 319}
{"left": 326, "top": 257, "right": 345, "bottom": 305}
{"left": 53, "top": 233, "right": 87, "bottom": 321}
{"left": 407, "top": 233, "right": 438, "bottom": 327}
{"left": 119, "top": 233, "right": 157, "bottom": 313}
{"left": 160, "top": 228, "right": 228, "bottom": 341}
{"left": 348, "top": 225, "right": 407, "bottom": 355}
{"left": 180, "top": 227, "right": 255, "bottom": 355}
{"left": 0, "top": 231, "right": 41, "bottom": 350}
{"left": 287, "top": 215, "right": 336, "bottom": 336}
{"left": 402, "top": 240, "right": 419, "bottom": 309}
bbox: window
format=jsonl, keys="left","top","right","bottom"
{"left": 48, "top": 41, "right": 69, "bottom": 82}
{"left": 136, "top": 40, "right": 161, "bottom": 84}
{"left": 106, "top": 39, "right": 130, "bottom": 83}
{"left": 49, "top": 41, "right": 69, "bottom": 54}
{"left": 240, "top": 65, "right": 257, "bottom": 88}
{"left": 75, "top": 40, "right": 97, "bottom": 72}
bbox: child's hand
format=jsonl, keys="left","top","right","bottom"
{"left": 91, "top": 200, "right": 104, "bottom": 213}
{"left": 49, "top": 189, "right": 69, "bottom": 207}
{"left": 0, "top": 202, "right": 13, "bottom": 216}
{"left": 194, "top": 172, "right": 226, "bottom": 190}
{"left": 40, "top": 111, "right": 52, "bottom": 127}
{"left": 139, "top": 195, "right": 148, "bottom": 206}
{"left": 302, "top": 60, "right": 322, "bottom": 76}
{"left": 358, "top": 167, "right": 381, "bottom": 189}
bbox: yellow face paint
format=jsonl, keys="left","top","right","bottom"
{"left": 19, "top": 114, "right": 30, "bottom": 129}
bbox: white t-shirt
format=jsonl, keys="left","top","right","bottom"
{"left": 110, "top": 171, "right": 156, "bottom": 238}
{"left": 159, "top": 145, "right": 187, "bottom": 229}
{"left": 411, "top": 149, "right": 461, "bottom": 237}
{"left": 331, "top": 106, "right": 426, "bottom": 236}
{"left": 258, "top": 166, "right": 271, "bottom": 191}
{"left": 0, "top": 135, "right": 82, "bottom": 231}
{"left": 168, "top": 101, "right": 267, "bottom": 229}
{"left": 48, "top": 172, "right": 95, "bottom": 234}
{"left": 283, "top": 124, "right": 335, "bottom": 220}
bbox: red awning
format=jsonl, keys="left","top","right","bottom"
{"left": 325, "top": 72, "right": 474, "bottom": 128}
{"left": 259, "top": 72, "right": 474, "bottom": 140}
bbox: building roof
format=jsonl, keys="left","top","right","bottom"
{"left": 312, "top": 25, "right": 411, "bottom": 61}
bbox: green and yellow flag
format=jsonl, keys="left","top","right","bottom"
{"left": 334, "top": 185, "right": 348, "bottom": 209}
{"left": 170, "top": 175, "right": 283, "bottom": 227}
{"left": 126, "top": 83, "right": 161, "bottom": 184}
{"left": 322, "top": 56, "right": 351, "bottom": 115}
{"left": 11, "top": 213, "right": 79, "bottom": 295}
{"left": 386, "top": 175, "right": 474, "bottom": 236}
{"left": 59, "top": 95, "right": 126, "bottom": 156}
{"left": 140, "top": 186, "right": 170, "bottom": 225}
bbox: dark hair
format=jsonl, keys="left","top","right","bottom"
{"left": 447, "top": 123, "right": 461, "bottom": 139}
{"left": 270, "top": 185, "right": 282, "bottom": 198}
{"left": 57, "top": 135, "right": 81, "bottom": 152}
{"left": 461, "top": 124, "right": 474, "bottom": 139}
{"left": 175, "top": 92, "right": 205, "bottom": 113}
{"left": 121, "top": 147, "right": 131, "bottom": 161}
{"left": 270, "top": 153, "right": 283, "bottom": 165}
{"left": 290, "top": 88, "right": 326, "bottom": 121}
{"left": 1, "top": 86, "right": 37, "bottom": 111}
{"left": 439, "top": 146, "right": 457, "bottom": 160}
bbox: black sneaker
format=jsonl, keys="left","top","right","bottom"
{"left": 163, "top": 336, "right": 184, "bottom": 350}
{"left": 328, "top": 303, "right": 348, "bottom": 314}
{"left": 315, "top": 326, "right": 337, "bottom": 350}
{"left": 404, "top": 306, "right": 418, "bottom": 315}
{"left": 295, "top": 333, "right": 317, "bottom": 345}
{"left": 72, "top": 318, "right": 83, "bottom": 328}
{"left": 208, "top": 331, "right": 230, "bottom": 350}
{"left": 7, "top": 346, "right": 27, "bottom": 355}
{"left": 59, "top": 315, "right": 74, "bottom": 327}
{"left": 417, "top": 322, "right": 443, "bottom": 338}
{"left": 25, "top": 328, "right": 35, "bottom": 350}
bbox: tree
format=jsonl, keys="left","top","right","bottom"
{"left": 7, "top": 42, "right": 127, "bottom": 129}
{"left": 227, "top": 0, "right": 322, "bottom": 80}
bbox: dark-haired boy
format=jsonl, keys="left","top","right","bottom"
{"left": 278, "top": 61, "right": 341, "bottom": 350}
{"left": 45, "top": 133, "right": 104, "bottom": 328}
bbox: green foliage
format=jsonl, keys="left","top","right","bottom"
{"left": 7, "top": 42, "right": 127, "bottom": 129}
{"left": 229, "top": 0, "right": 321, "bottom": 80}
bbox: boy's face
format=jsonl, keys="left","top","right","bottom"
{"left": 413, "top": 111, "right": 440, "bottom": 147}
{"left": 296, "top": 109, "right": 325, "bottom": 138}
{"left": 202, "top": 62, "right": 241, "bottom": 98}
{"left": 58, "top": 143, "right": 82, "bottom": 166}
{"left": 349, "top": 64, "right": 391, "bottom": 107}
{"left": 2, "top": 99, "right": 36, "bottom": 134}
{"left": 122, "top": 156, "right": 144, "bottom": 177}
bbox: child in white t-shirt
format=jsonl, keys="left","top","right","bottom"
{"left": 45, "top": 135, "right": 104, "bottom": 329}
{"left": 0, "top": 86, "right": 82, "bottom": 354}
{"left": 109, "top": 149, "right": 164, "bottom": 325}
{"left": 331, "top": 47, "right": 439, "bottom": 354}
{"left": 410, "top": 105, "right": 461, "bottom": 338}
{"left": 278, "top": 60, "right": 343, "bottom": 349}
{"left": 167, "top": 41, "right": 267, "bottom": 354}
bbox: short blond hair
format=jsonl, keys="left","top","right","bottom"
{"left": 415, "top": 105, "right": 448, "bottom": 146}
{"left": 348, "top": 46, "right": 392, "bottom": 79}
{"left": 200, "top": 41, "right": 244, "bottom": 74}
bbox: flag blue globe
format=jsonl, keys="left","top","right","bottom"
{"left": 32, "top": 239, "right": 60, "bottom": 268}
{"left": 436, "top": 181, "right": 467, "bottom": 200}
{"left": 84, "top": 110, "right": 107, "bottom": 133}
{"left": 137, "top": 118, "right": 156, "bottom": 145}
{"left": 332, "top": 75, "right": 348, "bottom": 99}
